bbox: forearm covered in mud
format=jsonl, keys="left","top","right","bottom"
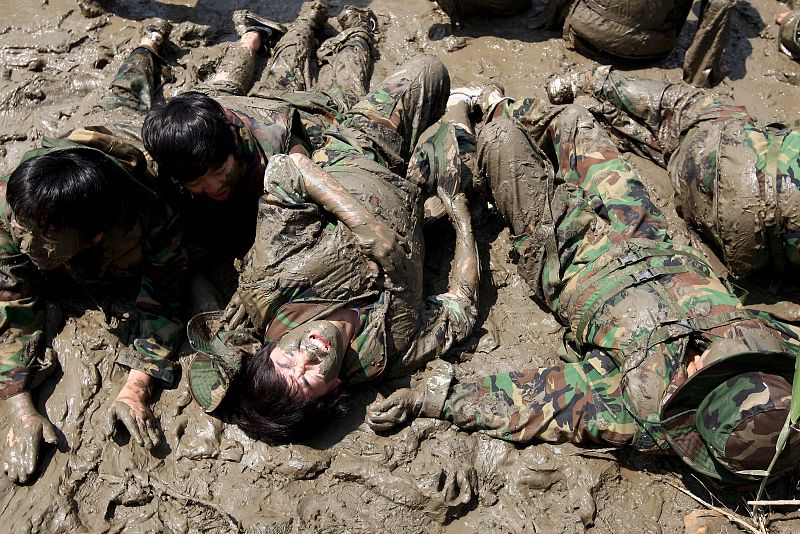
{"left": 0, "top": 222, "right": 44, "bottom": 399}
{"left": 289, "top": 153, "right": 393, "bottom": 244}
{"left": 444, "top": 193, "right": 478, "bottom": 301}
{"left": 390, "top": 194, "right": 480, "bottom": 373}
{"left": 124, "top": 206, "right": 188, "bottom": 385}
{"left": 438, "top": 361, "right": 638, "bottom": 447}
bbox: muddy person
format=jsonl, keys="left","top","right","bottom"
{"left": 181, "top": 55, "right": 481, "bottom": 443}
{"left": 434, "top": 0, "right": 735, "bottom": 87}
{"left": 0, "top": 21, "right": 188, "bottom": 484}
{"left": 368, "top": 93, "right": 800, "bottom": 485}
{"left": 547, "top": 66, "right": 800, "bottom": 280}
{"left": 142, "top": 3, "right": 379, "bottom": 307}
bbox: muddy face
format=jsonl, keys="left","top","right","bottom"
{"left": 182, "top": 153, "right": 242, "bottom": 201}
{"left": 268, "top": 320, "right": 346, "bottom": 398}
{"left": 10, "top": 215, "right": 87, "bottom": 270}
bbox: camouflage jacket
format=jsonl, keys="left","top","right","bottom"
{"left": 235, "top": 124, "right": 476, "bottom": 383}
{"left": 0, "top": 130, "right": 187, "bottom": 398}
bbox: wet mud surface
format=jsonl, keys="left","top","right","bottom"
{"left": 2, "top": 0, "right": 800, "bottom": 532}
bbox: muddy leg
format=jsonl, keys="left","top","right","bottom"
{"left": 545, "top": 104, "right": 670, "bottom": 241}
{"left": 255, "top": 1, "right": 328, "bottom": 92}
{"left": 316, "top": 7, "right": 377, "bottom": 107}
{"left": 585, "top": 69, "right": 750, "bottom": 157}
{"left": 200, "top": 40, "right": 259, "bottom": 96}
{"left": 316, "top": 29, "right": 375, "bottom": 108}
{"left": 682, "top": 0, "right": 736, "bottom": 87}
{"left": 477, "top": 117, "right": 553, "bottom": 238}
{"left": 342, "top": 55, "right": 451, "bottom": 171}
{"left": 99, "top": 47, "right": 160, "bottom": 112}
{"left": 99, "top": 21, "right": 171, "bottom": 112}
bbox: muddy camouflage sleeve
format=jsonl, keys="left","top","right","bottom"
{"left": 437, "top": 351, "right": 640, "bottom": 446}
{"left": 391, "top": 293, "right": 477, "bottom": 377}
{"left": 118, "top": 203, "right": 187, "bottom": 384}
{"left": 0, "top": 205, "right": 44, "bottom": 399}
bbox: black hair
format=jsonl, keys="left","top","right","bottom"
{"left": 142, "top": 91, "right": 236, "bottom": 183}
{"left": 7, "top": 148, "right": 126, "bottom": 237}
{"left": 224, "top": 342, "right": 346, "bottom": 443}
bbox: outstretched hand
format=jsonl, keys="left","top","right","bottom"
{"left": 366, "top": 388, "right": 424, "bottom": 432}
{"left": 3, "top": 401, "right": 57, "bottom": 484}
{"left": 104, "top": 370, "right": 160, "bottom": 450}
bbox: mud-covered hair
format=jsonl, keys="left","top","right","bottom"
{"left": 225, "top": 342, "right": 346, "bottom": 443}
{"left": 7, "top": 149, "right": 126, "bottom": 237}
{"left": 142, "top": 91, "right": 236, "bottom": 183}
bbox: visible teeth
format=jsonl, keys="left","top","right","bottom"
{"left": 308, "top": 333, "right": 329, "bottom": 351}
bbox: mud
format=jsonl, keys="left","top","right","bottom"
{"left": 2, "top": 0, "right": 800, "bottom": 532}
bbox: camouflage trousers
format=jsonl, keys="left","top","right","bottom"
{"left": 581, "top": 68, "right": 800, "bottom": 277}
{"left": 98, "top": 47, "right": 160, "bottom": 113}
{"left": 479, "top": 100, "right": 670, "bottom": 309}
{"left": 202, "top": 13, "right": 374, "bottom": 111}
{"left": 315, "top": 54, "right": 451, "bottom": 176}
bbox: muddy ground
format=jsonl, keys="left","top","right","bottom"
{"left": 2, "top": 0, "right": 800, "bottom": 532}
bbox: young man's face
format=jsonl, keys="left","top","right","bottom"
{"left": 10, "top": 216, "right": 88, "bottom": 270}
{"left": 268, "top": 320, "right": 347, "bottom": 399}
{"left": 183, "top": 154, "right": 240, "bottom": 201}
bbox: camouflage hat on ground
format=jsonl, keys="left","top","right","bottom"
{"left": 187, "top": 311, "right": 261, "bottom": 412}
{"left": 779, "top": 11, "right": 800, "bottom": 59}
{"left": 662, "top": 346, "right": 799, "bottom": 484}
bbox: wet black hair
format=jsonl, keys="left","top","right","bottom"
{"left": 7, "top": 148, "right": 126, "bottom": 237}
{"left": 225, "top": 342, "right": 346, "bottom": 443}
{"left": 142, "top": 91, "right": 236, "bottom": 183}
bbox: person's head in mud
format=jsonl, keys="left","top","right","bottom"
{"left": 142, "top": 92, "right": 242, "bottom": 202}
{"left": 228, "top": 314, "right": 358, "bottom": 442}
{"left": 6, "top": 149, "right": 126, "bottom": 270}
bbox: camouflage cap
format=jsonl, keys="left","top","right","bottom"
{"left": 779, "top": 11, "right": 800, "bottom": 58}
{"left": 187, "top": 311, "right": 261, "bottom": 412}
{"left": 662, "top": 348, "right": 798, "bottom": 484}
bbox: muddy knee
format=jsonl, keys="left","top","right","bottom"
{"left": 478, "top": 118, "right": 553, "bottom": 236}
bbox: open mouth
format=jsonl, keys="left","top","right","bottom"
{"left": 208, "top": 187, "right": 230, "bottom": 201}
{"left": 306, "top": 332, "right": 331, "bottom": 352}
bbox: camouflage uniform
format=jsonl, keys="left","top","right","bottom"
{"left": 414, "top": 100, "right": 800, "bottom": 484}
{"left": 0, "top": 130, "right": 187, "bottom": 398}
{"left": 563, "top": 67, "right": 800, "bottom": 278}
{"left": 182, "top": 6, "right": 377, "bottom": 266}
{"left": 189, "top": 56, "right": 479, "bottom": 409}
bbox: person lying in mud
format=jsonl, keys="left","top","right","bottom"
{"left": 184, "top": 55, "right": 481, "bottom": 443}
{"left": 0, "top": 21, "right": 187, "bottom": 484}
{"left": 545, "top": 66, "right": 800, "bottom": 280}
{"left": 367, "top": 92, "right": 800, "bottom": 486}
{"left": 142, "top": 2, "right": 378, "bottom": 304}
{"left": 434, "top": 0, "right": 734, "bottom": 87}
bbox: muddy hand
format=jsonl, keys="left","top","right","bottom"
{"left": 3, "top": 400, "right": 57, "bottom": 484}
{"left": 105, "top": 396, "right": 160, "bottom": 449}
{"left": 351, "top": 221, "right": 410, "bottom": 279}
{"left": 366, "top": 388, "right": 424, "bottom": 432}
{"left": 105, "top": 370, "right": 160, "bottom": 449}
{"left": 221, "top": 291, "right": 247, "bottom": 330}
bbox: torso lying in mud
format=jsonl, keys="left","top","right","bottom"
{"left": 187, "top": 130, "right": 479, "bottom": 440}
